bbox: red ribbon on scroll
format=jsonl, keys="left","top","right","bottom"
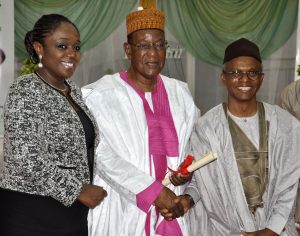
{"left": 168, "top": 155, "right": 194, "bottom": 175}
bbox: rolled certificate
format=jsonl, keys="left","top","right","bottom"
{"left": 162, "top": 152, "right": 217, "bottom": 186}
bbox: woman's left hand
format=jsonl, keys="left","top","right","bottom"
{"left": 78, "top": 184, "right": 107, "bottom": 208}
{"left": 169, "top": 173, "right": 193, "bottom": 186}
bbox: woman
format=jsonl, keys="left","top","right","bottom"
{"left": 0, "top": 14, "right": 107, "bottom": 236}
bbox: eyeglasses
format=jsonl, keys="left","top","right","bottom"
{"left": 222, "top": 70, "right": 264, "bottom": 81}
{"left": 129, "top": 41, "right": 169, "bottom": 51}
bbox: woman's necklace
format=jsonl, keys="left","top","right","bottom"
{"left": 35, "top": 72, "right": 69, "bottom": 93}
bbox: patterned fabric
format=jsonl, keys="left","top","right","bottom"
{"left": 0, "top": 73, "right": 99, "bottom": 207}
{"left": 126, "top": 7, "right": 165, "bottom": 35}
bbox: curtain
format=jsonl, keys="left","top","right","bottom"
{"left": 13, "top": 0, "right": 298, "bottom": 114}
{"left": 158, "top": 0, "right": 298, "bottom": 66}
{"left": 15, "top": 0, "right": 137, "bottom": 59}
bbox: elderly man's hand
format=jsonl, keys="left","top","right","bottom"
{"left": 160, "top": 194, "right": 193, "bottom": 221}
{"left": 154, "top": 187, "right": 184, "bottom": 219}
{"left": 242, "top": 228, "right": 278, "bottom": 236}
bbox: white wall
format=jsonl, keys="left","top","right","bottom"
{"left": 294, "top": 2, "right": 300, "bottom": 81}
{"left": 0, "top": 0, "right": 14, "bottom": 167}
{"left": 0, "top": 0, "right": 14, "bottom": 139}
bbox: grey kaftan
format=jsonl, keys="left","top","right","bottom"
{"left": 185, "top": 103, "right": 300, "bottom": 236}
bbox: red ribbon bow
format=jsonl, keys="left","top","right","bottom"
{"left": 168, "top": 155, "right": 194, "bottom": 175}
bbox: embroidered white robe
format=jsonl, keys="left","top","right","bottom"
{"left": 82, "top": 73, "right": 199, "bottom": 236}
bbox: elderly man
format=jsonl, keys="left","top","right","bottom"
{"left": 82, "top": 7, "right": 198, "bottom": 236}
{"left": 162, "top": 38, "right": 300, "bottom": 236}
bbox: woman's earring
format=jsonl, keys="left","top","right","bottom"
{"left": 38, "top": 54, "right": 43, "bottom": 68}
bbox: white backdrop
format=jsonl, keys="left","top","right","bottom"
{"left": 0, "top": 0, "right": 14, "bottom": 166}
{"left": 0, "top": 0, "right": 14, "bottom": 138}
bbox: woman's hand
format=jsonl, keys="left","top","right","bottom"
{"left": 78, "top": 184, "right": 107, "bottom": 208}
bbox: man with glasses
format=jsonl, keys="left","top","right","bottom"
{"left": 161, "top": 38, "right": 300, "bottom": 236}
{"left": 82, "top": 6, "right": 198, "bottom": 236}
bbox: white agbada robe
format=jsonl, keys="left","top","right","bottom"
{"left": 82, "top": 73, "right": 199, "bottom": 236}
{"left": 185, "top": 103, "right": 300, "bottom": 236}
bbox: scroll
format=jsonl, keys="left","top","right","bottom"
{"left": 162, "top": 152, "right": 217, "bottom": 186}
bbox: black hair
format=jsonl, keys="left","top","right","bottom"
{"left": 0, "top": 48, "right": 6, "bottom": 64}
{"left": 24, "top": 14, "right": 79, "bottom": 64}
{"left": 127, "top": 34, "right": 132, "bottom": 44}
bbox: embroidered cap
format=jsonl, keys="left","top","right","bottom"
{"left": 126, "top": 6, "right": 165, "bottom": 35}
{"left": 223, "top": 38, "right": 262, "bottom": 64}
